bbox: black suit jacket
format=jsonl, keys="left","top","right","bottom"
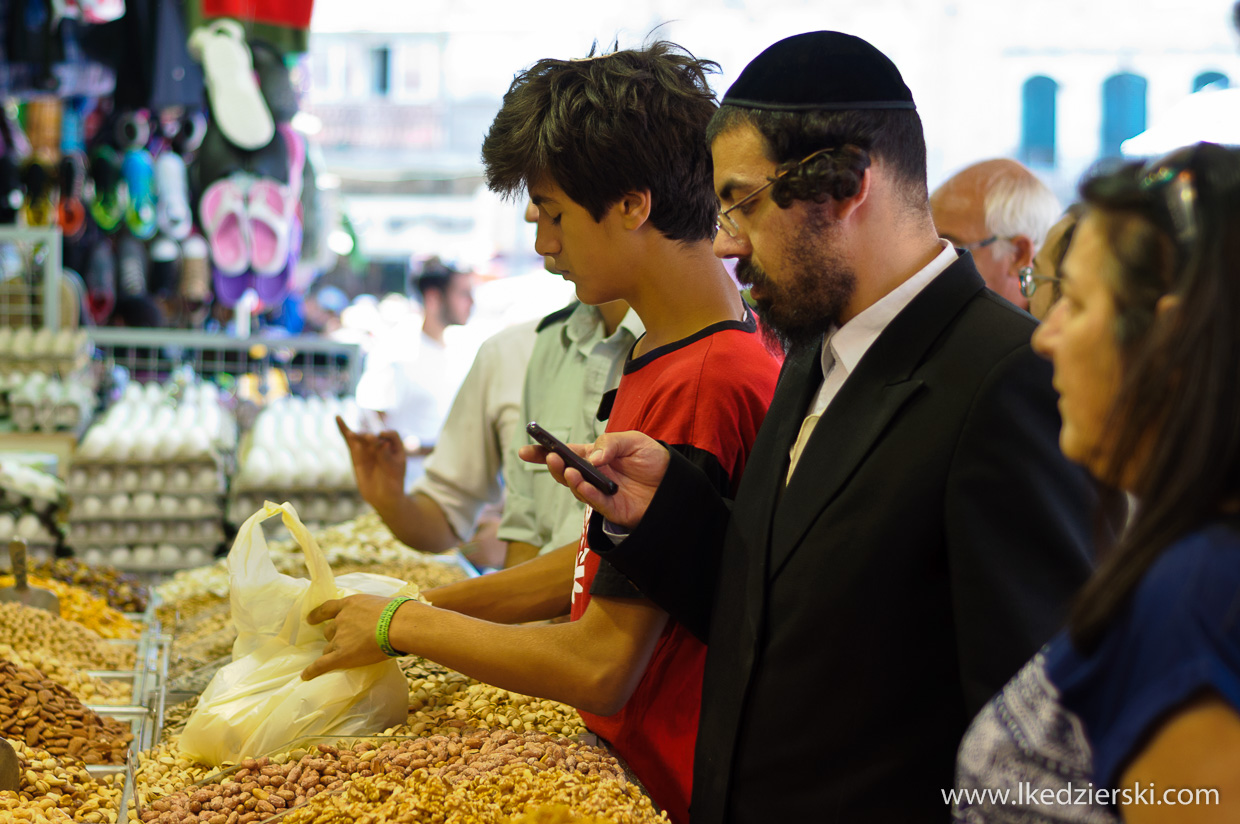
{"left": 590, "top": 257, "right": 1096, "bottom": 823}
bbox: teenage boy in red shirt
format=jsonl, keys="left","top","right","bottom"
{"left": 301, "top": 42, "right": 781, "bottom": 823}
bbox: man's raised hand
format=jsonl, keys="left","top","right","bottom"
{"left": 519, "top": 430, "right": 669, "bottom": 529}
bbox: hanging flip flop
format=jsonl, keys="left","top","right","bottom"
{"left": 57, "top": 152, "right": 86, "bottom": 238}
{"left": 200, "top": 175, "right": 252, "bottom": 307}
{"left": 116, "top": 232, "right": 148, "bottom": 298}
{"left": 0, "top": 156, "right": 23, "bottom": 224}
{"left": 148, "top": 234, "right": 180, "bottom": 295}
{"left": 84, "top": 235, "right": 116, "bottom": 323}
{"left": 121, "top": 147, "right": 157, "bottom": 239}
{"left": 246, "top": 177, "right": 291, "bottom": 277}
{"left": 87, "top": 145, "right": 125, "bottom": 232}
{"left": 180, "top": 233, "right": 211, "bottom": 302}
{"left": 154, "top": 151, "right": 192, "bottom": 239}
{"left": 249, "top": 124, "right": 305, "bottom": 301}
{"left": 20, "top": 160, "right": 55, "bottom": 226}
{"left": 189, "top": 20, "right": 275, "bottom": 151}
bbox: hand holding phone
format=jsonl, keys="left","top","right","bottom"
{"left": 525, "top": 422, "right": 619, "bottom": 495}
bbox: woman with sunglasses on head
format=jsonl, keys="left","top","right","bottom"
{"left": 953, "top": 142, "right": 1240, "bottom": 823}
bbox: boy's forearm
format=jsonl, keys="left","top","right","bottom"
{"left": 423, "top": 543, "right": 577, "bottom": 623}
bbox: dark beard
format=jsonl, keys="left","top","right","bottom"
{"left": 736, "top": 211, "right": 855, "bottom": 353}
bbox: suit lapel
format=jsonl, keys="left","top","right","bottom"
{"left": 767, "top": 257, "right": 987, "bottom": 575}
{"left": 722, "top": 340, "right": 822, "bottom": 643}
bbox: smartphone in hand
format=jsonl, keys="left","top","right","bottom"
{"left": 525, "top": 422, "right": 619, "bottom": 495}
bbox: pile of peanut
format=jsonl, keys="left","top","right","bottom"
{"left": 137, "top": 733, "right": 639, "bottom": 824}
{"left": 31, "top": 558, "right": 150, "bottom": 613}
{"left": 0, "top": 660, "right": 133, "bottom": 764}
{"left": 0, "top": 603, "right": 136, "bottom": 671}
{"left": 391, "top": 666, "right": 587, "bottom": 739}
{"left": 0, "top": 575, "right": 140, "bottom": 640}
{"left": 275, "top": 765, "right": 666, "bottom": 824}
{"left": 0, "top": 644, "right": 132, "bottom": 705}
{"left": 0, "top": 738, "right": 124, "bottom": 823}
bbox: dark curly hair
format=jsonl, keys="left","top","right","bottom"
{"left": 1067, "top": 143, "right": 1240, "bottom": 651}
{"left": 481, "top": 41, "right": 720, "bottom": 243}
{"left": 705, "top": 106, "right": 928, "bottom": 211}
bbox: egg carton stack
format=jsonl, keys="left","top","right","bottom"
{"left": 2, "top": 372, "right": 96, "bottom": 433}
{"left": 229, "top": 395, "right": 367, "bottom": 528}
{"left": 0, "top": 461, "right": 67, "bottom": 564}
{"left": 66, "top": 382, "right": 236, "bottom": 572}
{"left": 0, "top": 327, "right": 92, "bottom": 375}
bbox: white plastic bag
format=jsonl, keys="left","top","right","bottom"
{"left": 179, "top": 501, "right": 410, "bottom": 766}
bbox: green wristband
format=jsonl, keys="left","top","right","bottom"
{"left": 376, "top": 596, "right": 414, "bottom": 657}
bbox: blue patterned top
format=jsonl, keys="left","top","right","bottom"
{"left": 953, "top": 521, "right": 1240, "bottom": 822}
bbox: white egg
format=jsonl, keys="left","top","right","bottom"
{"left": 81, "top": 547, "right": 105, "bottom": 566}
{"left": 10, "top": 327, "right": 33, "bottom": 356}
{"left": 183, "top": 496, "right": 203, "bottom": 516}
{"left": 144, "top": 468, "right": 166, "bottom": 490}
{"left": 130, "top": 431, "right": 159, "bottom": 462}
{"left": 171, "top": 521, "right": 193, "bottom": 539}
{"left": 109, "top": 547, "right": 132, "bottom": 566}
{"left": 108, "top": 492, "right": 130, "bottom": 512}
{"left": 195, "top": 466, "right": 218, "bottom": 489}
{"left": 143, "top": 383, "right": 164, "bottom": 404}
{"left": 16, "top": 513, "right": 41, "bottom": 538}
{"left": 169, "top": 467, "right": 192, "bottom": 490}
{"left": 120, "top": 468, "right": 142, "bottom": 491}
{"left": 122, "top": 383, "right": 144, "bottom": 403}
{"left": 32, "top": 327, "right": 53, "bottom": 356}
{"left": 0, "top": 513, "right": 15, "bottom": 537}
{"left": 77, "top": 430, "right": 105, "bottom": 460}
{"left": 155, "top": 430, "right": 184, "bottom": 461}
{"left": 158, "top": 495, "right": 180, "bottom": 515}
{"left": 157, "top": 544, "right": 180, "bottom": 566}
{"left": 145, "top": 521, "right": 166, "bottom": 541}
{"left": 132, "top": 492, "right": 157, "bottom": 514}
{"left": 119, "top": 522, "right": 141, "bottom": 542}
{"left": 132, "top": 545, "right": 156, "bottom": 566}
{"left": 68, "top": 468, "right": 89, "bottom": 489}
{"left": 180, "top": 429, "right": 212, "bottom": 460}
{"left": 94, "top": 468, "right": 114, "bottom": 490}
{"left": 185, "top": 547, "right": 209, "bottom": 566}
{"left": 107, "top": 430, "right": 136, "bottom": 462}
{"left": 79, "top": 496, "right": 103, "bottom": 516}
{"left": 53, "top": 328, "right": 75, "bottom": 357}
{"left": 93, "top": 521, "right": 116, "bottom": 540}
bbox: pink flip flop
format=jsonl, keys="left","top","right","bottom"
{"left": 199, "top": 175, "right": 250, "bottom": 275}
{"left": 247, "top": 177, "right": 290, "bottom": 276}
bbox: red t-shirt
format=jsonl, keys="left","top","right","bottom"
{"left": 570, "top": 311, "right": 780, "bottom": 824}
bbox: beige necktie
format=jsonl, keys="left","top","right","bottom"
{"left": 786, "top": 412, "right": 822, "bottom": 485}
{"left": 786, "top": 344, "right": 835, "bottom": 485}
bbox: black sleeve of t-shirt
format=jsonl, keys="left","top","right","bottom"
{"left": 588, "top": 443, "right": 731, "bottom": 599}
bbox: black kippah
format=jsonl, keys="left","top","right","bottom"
{"left": 722, "top": 31, "right": 915, "bottom": 112}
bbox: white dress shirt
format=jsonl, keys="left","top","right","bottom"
{"left": 787, "top": 241, "right": 958, "bottom": 481}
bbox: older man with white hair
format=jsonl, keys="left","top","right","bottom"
{"left": 931, "top": 158, "right": 1061, "bottom": 309}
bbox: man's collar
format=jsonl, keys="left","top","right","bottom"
{"left": 822, "top": 240, "right": 957, "bottom": 379}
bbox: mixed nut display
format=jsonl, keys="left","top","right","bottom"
{"left": 2, "top": 511, "right": 668, "bottom": 823}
